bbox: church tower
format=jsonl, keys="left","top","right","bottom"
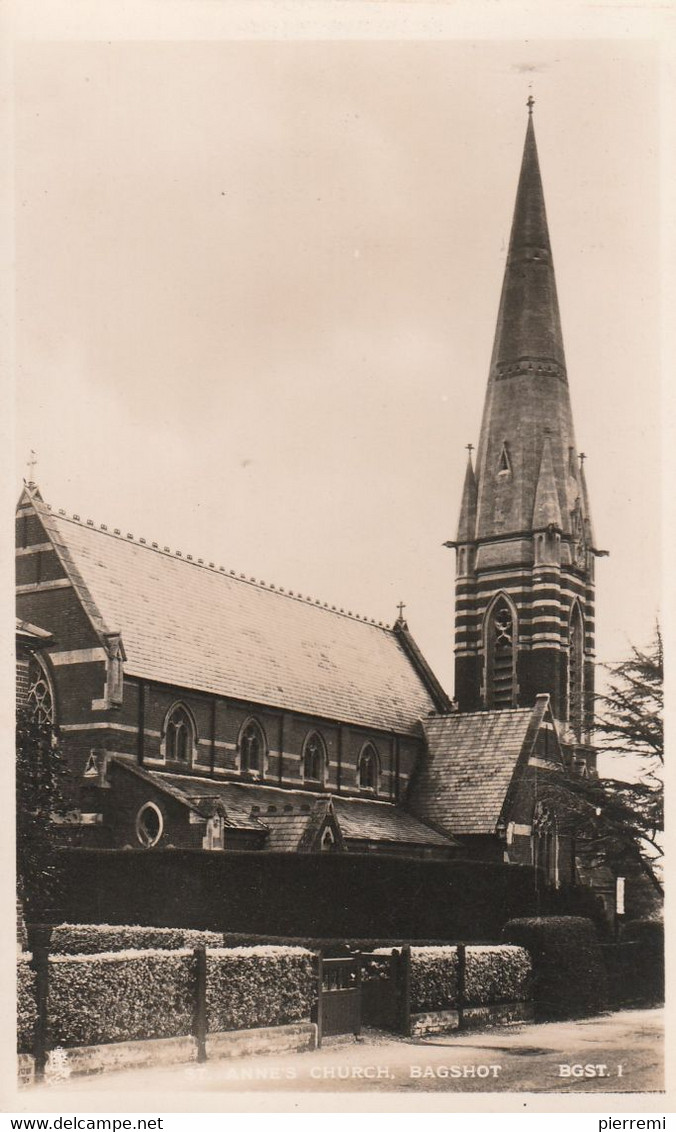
{"left": 450, "top": 103, "right": 605, "bottom": 767}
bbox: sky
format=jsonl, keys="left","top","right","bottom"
{"left": 10, "top": 11, "right": 666, "bottom": 701}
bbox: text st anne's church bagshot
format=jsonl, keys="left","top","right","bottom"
{"left": 16, "top": 106, "right": 621, "bottom": 922}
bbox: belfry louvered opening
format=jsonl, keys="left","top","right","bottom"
{"left": 485, "top": 596, "right": 517, "bottom": 708}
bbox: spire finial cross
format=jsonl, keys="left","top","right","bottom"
{"left": 26, "top": 449, "right": 38, "bottom": 483}
{"left": 466, "top": 442, "right": 474, "bottom": 455}
{"left": 579, "top": 452, "right": 587, "bottom": 466}
{"left": 527, "top": 94, "right": 535, "bottom": 116}
{"left": 396, "top": 601, "right": 406, "bottom": 621}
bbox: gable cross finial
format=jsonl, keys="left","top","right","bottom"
{"left": 26, "top": 449, "right": 38, "bottom": 483}
{"left": 396, "top": 601, "right": 406, "bottom": 621}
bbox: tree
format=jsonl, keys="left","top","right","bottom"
{"left": 16, "top": 707, "right": 71, "bottom": 921}
{"left": 591, "top": 625, "right": 664, "bottom": 891}
{"left": 595, "top": 623, "right": 663, "bottom": 778}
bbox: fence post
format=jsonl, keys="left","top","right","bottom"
{"left": 315, "top": 953, "right": 324, "bottom": 1049}
{"left": 399, "top": 945, "right": 411, "bottom": 1037}
{"left": 456, "top": 943, "right": 466, "bottom": 1030}
{"left": 28, "top": 924, "right": 52, "bottom": 1082}
{"left": 193, "top": 945, "right": 207, "bottom": 1063}
{"left": 354, "top": 951, "right": 362, "bottom": 1038}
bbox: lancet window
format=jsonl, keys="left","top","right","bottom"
{"left": 485, "top": 596, "right": 517, "bottom": 708}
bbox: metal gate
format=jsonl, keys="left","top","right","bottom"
{"left": 315, "top": 955, "right": 361, "bottom": 1043}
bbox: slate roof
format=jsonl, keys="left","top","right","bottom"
{"left": 155, "top": 772, "right": 457, "bottom": 848}
{"left": 412, "top": 708, "right": 536, "bottom": 835}
{"left": 30, "top": 492, "right": 446, "bottom": 735}
{"left": 263, "top": 813, "right": 315, "bottom": 851}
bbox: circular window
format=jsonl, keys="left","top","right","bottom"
{"left": 135, "top": 802, "right": 163, "bottom": 848}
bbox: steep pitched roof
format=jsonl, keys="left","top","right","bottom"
{"left": 412, "top": 705, "right": 540, "bottom": 835}
{"left": 26, "top": 490, "right": 447, "bottom": 735}
{"left": 261, "top": 812, "right": 314, "bottom": 851}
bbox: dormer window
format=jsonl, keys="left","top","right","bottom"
{"left": 357, "top": 743, "right": 379, "bottom": 793}
{"left": 497, "top": 443, "right": 512, "bottom": 475}
{"left": 239, "top": 719, "right": 266, "bottom": 775}
{"left": 302, "top": 731, "right": 327, "bottom": 784}
{"left": 163, "top": 704, "right": 195, "bottom": 764}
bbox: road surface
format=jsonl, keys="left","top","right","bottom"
{"left": 28, "top": 1007, "right": 663, "bottom": 1098}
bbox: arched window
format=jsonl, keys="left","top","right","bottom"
{"left": 164, "top": 704, "right": 195, "bottom": 764}
{"left": 568, "top": 603, "right": 585, "bottom": 739}
{"left": 302, "top": 731, "right": 326, "bottom": 784}
{"left": 485, "top": 595, "right": 517, "bottom": 708}
{"left": 136, "top": 802, "right": 163, "bottom": 848}
{"left": 26, "top": 655, "right": 55, "bottom": 726}
{"left": 321, "top": 827, "right": 338, "bottom": 852}
{"left": 357, "top": 744, "right": 379, "bottom": 793}
{"left": 532, "top": 802, "right": 558, "bottom": 888}
{"left": 239, "top": 719, "right": 266, "bottom": 774}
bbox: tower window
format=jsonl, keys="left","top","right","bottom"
{"left": 357, "top": 744, "right": 379, "bottom": 793}
{"left": 302, "top": 731, "right": 326, "bottom": 784}
{"left": 240, "top": 719, "right": 266, "bottom": 774}
{"left": 568, "top": 604, "right": 584, "bottom": 739}
{"left": 164, "top": 704, "right": 195, "bottom": 763}
{"left": 498, "top": 443, "right": 512, "bottom": 475}
{"left": 26, "top": 656, "right": 55, "bottom": 726}
{"left": 485, "top": 597, "right": 517, "bottom": 708}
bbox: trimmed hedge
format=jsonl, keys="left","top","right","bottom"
{"left": 405, "top": 944, "right": 532, "bottom": 1013}
{"left": 50, "top": 923, "right": 223, "bottom": 955}
{"left": 409, "top": 947, "right": 459, "bottom": 1014}
{"left": 603, "top": 920, "right": 664, "bottom": 1006}
{"left": 206, "top": 947, "right": 315, "bottom": 1033}
{"left": 58, "top": 849, "right": 542, "bottom": 940}
{"left": 47, "top": 950, "right": 195, "bottom": 1047}
{"left": 20, "top": 943, "right": 317, "bottom": 1052}
{"left": 620, "top": 919, "right": 664, "bottom": 948}
{"left": 502, "top": 916, "right": 607, "bottom": 1020}
{"left": 221, "top": 935, "right": 454, "bottom": 954}
{"left": 17, "top": 956, "right": 37, "bottom": 1054}
{"left": 465, "top": 945, "right": 531, "bottom": 1007}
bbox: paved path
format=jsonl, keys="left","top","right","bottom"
{"left": 32, "top": 1007, "right": 663, "bottom": 1097}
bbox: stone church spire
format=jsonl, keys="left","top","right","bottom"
{"left": 452, "top": 105, "right": 603, "bottom": 767}
{"left": 474, "top": 107, "right": 579, "bottom": 543}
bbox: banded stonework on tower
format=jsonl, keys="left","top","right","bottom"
{"left": 449, "top": 110, "right": 606, "bottom": 767}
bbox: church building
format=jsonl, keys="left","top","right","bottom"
{"left": 16, "top": 105, "right": 606, "bottom": 894}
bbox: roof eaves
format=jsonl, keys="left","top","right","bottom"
{"left": 392, "top": 623, "right": 451, "bottom": 713}
{"left": 108, "top": 757, "right": 204, "bottom": 815}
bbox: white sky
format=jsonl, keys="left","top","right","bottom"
{"left": 10, "top": 8, "right": 668, "bottom": 699}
